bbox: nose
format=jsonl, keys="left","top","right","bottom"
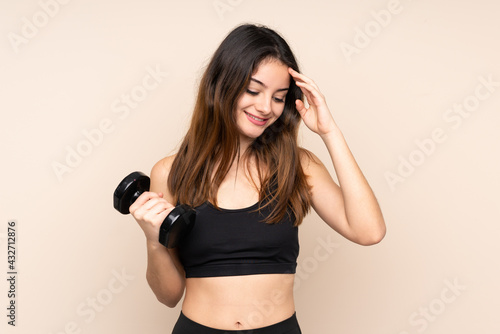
{"left": 255, "top": 94, "right": 272, "bottom": 114}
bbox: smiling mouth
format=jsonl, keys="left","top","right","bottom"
{"left": 245, "top": 111, "right": 268, "bottom": 122}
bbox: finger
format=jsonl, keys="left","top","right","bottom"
{"left": 288, "top": 68, "right": 320, "bottom": 91}
{"left": 295, "top": 79, "right": 318, "bottom": 96}
{"left": 295, "top": 81, "right": 323, "bottom": 105}
{"left": 295, "top": 99, "right": 308, "bottom": 117}
{"left": 295, "top": 83, "right": 316, "bottom": 107}
{"left": 135, "top": 199, "right": 175, "bottom": 224}
{"left": 143, "top": 201, "right": 174, "bottom": 221}
{"left": 129, "top": 191, "right": 161, "bottom": 214}
{"left": 140, "top": 197, "right": 169, "bottom": 212}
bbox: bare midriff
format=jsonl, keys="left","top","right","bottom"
{"left": 181, "top": 273, "right": 296, "bottom": 330}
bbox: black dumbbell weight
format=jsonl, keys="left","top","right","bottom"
{"left": 113, "top": 171, "right": 195, "bottom": 248}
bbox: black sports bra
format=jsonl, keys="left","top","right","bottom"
{"left": 177, "top": 201, "right": 299, "bottom": 278}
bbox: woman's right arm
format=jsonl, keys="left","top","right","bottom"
{"left": 129, "top": 156, "right": 186, "bottom": 308}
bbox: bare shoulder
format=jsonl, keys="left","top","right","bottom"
{"left": 151, "top": 154, "right": 177, "bottom": 180}
{"left": 299, "top": 148, "right": 324, "bottom": 174}
{"left": 150, "top": 154, "right": 177, "bottom": 203}
{"left": 299, "top": 148, "right": 338, "bottom": 193}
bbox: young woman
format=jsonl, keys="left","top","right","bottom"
{"left": 129, "top": 24, "right": 386, "bottom": 333}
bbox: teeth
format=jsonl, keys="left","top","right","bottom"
{"left": 246, "top": 112, "right": 265, "bottom": 122}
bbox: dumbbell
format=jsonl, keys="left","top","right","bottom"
{"left": 113, "top": 171, "right": 195, "bottom": 248}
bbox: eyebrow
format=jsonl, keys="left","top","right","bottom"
{"left": 250, "top": 78, "right": 289, "bottom": 92}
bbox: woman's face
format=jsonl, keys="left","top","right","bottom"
{"left": 235, "top": 59, "right": 290, "bottom": 146}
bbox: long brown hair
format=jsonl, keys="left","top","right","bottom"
{"left": 168, "top": 24, "right": 311, "bottom": 226}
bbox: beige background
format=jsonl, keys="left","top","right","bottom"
{"left": 1, "top": 0, "right": 499, "bottom": 333}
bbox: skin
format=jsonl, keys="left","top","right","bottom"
{"left": 235, "top": 58, "right": 290, "bottom": 153}
{"left": 129, "top": 58, "right": 386, "bottom": 330}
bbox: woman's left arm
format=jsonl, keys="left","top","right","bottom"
{"left": 290, "top": 68, "right": 386, "bottom": 246}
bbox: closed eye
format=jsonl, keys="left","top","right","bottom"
{"left": 246, "top": 89, "right": 285, "bottom": 103}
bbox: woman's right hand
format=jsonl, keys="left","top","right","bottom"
{"left": 129, "top": 191, "right": 175, "bottom": 245}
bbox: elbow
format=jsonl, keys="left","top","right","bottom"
{"left": 154, "top": 287, "right": 184, "bottom": 308}
{"left": 157, "top": 295, "right": 181, "bottom": 308}
{"left": 147, "top": 274, "right": 185, "bottom": 308}
{"left": 356, "top": 222, "right": 386, "bottom": 246}
{"left": 359, "top": 232, "right": 385, "bottom": 246}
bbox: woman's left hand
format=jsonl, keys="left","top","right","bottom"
{"left": 289, "top": 68, "right": 337, "bottom": 136}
